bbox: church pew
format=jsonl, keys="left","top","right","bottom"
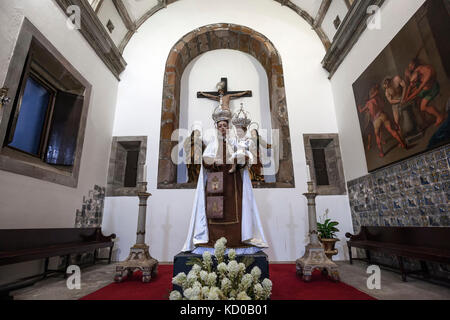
{"left": 345, "top": 226, "right": 450, "bottom": 282}
{"left": 0, "top": 227, "right": 115, "bottom": 299}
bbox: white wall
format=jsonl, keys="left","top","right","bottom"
{"left": 0, "top": 0, "right": 119, "bottom": 283}
{"left": 96, "top": 0, "right": 128, "bottom": 47}
{"left": 330, "top": 0, "right": 427, "bottom": 181}
{"left": 322, "top": 0, "right": 349, "bottom": 42}
{"left": 105, "top": 0, "right": 353, "bottom": 263}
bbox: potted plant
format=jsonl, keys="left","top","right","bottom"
{"left": 317, "top": 209, "right": 340, "bottom": 260}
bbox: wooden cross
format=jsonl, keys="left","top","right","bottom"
{"left": 197, "top": 78, "right": 252, "bottom": 109}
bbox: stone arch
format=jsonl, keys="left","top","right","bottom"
{"left": 158, "top": 23, "right": 294, "bottom": 189}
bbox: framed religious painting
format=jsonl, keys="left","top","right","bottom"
{"left": 352, "top": 0, "right": 450, "bottom": 172}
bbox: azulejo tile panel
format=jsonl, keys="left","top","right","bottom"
{"left": 75, "top": 185, "right": 106, "bottom": 228}
{"left": 347, "top": 143, "right": 450, "bottom": 280}
{"left": 348, "top": 144, "right": 449, "bottom": 230}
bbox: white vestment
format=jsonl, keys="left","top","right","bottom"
{"left": 181, "top": 135, "right": 268, "bottom": 252}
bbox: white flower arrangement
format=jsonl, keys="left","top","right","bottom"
{"left": 170, "top": 237, "right": 272, "bottom": 300}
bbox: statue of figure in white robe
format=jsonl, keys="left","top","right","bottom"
{"left": 182, "top": 112, "right": 268, "bottom": 255}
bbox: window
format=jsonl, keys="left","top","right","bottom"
{"left": 124, "top": 149, "right": 139, "bottom": 188}
{"left": 7, "top": 76, "right": 54, "bottom": 157}
{"left": 107, "top": 137, "right": 147, "bottom": 197}
{"left": 312, "top": 145, "right": 330, "bottom": 186}
{"left": 4, "top": 38, "right": 85, "bottom": 168}
{"left": 0, "top": 19, "right": 91, "bottom": 187}
{"left": 304, "top": 134, "right": 347, "bottom": 195}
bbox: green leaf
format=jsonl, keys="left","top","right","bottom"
{"left": 186, "top": 257, "right": 203, "bottom": 267}
{"left": 238, "top": 256, "right": 255, "bottom": 268}
{"left": 328, "top": 222, "right": 339, "bottom": 227}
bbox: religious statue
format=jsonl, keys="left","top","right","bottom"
{"left": 182, "top": 103, "right": 267, "bottom": 254}
{"left": 248, "top": 123, "right": 272, "bottom": 183}
{"left": 183, "top": 129, "right": 205, "bottom": 183}
{"left": 197, "top": 78, "right": 252, "bottom": 111}
{"left": 229, "top": 104, "right": 254, "bottom": 174}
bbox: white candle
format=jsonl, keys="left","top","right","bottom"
{"left": 306, "top": 165, "right": 311, "bottom": 182}
{"left": 143, "top": 165, "right": 148, "bottom": 182}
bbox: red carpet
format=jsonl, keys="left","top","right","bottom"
{"left": 81, "top": 264, "right": 375, "bottom": 300}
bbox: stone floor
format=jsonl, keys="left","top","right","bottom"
{"left": 10, "top": 261, "right": 450, "bottom": 300}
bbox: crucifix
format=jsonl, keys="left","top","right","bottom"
{"left": 197, "top": 77, "right": 252, "bottom": 110}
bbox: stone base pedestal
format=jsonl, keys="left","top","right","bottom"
{"left": 296, "top": 243, "right": 340, "bottom": 282}
{"left": 114, "top": 244, "right": 158, "bottom": 283}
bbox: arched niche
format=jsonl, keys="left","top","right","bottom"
{"left": 157, "top": 23, "right": 294, "bottom": 189}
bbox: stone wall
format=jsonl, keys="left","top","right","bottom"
{"left": 347, "top": 143, "right": 450, "bottom": 280}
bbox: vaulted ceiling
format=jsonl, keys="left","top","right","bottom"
{"left": 102, "top": 0, "right": 349, "bottom": 52}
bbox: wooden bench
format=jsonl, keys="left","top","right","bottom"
{"left": 0, "top": 228, "right": 115, "bottom": 299}
{"left": 345, "top": 226, "right": 450, "bottom": 282}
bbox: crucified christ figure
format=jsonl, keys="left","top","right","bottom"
{"left": 198, "top": 81, "right": 251, "bottom": 111}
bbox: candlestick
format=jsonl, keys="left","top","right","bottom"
{"left": 143, "top": 165, "right": 148, "bottom": 182}
{"left": 296, "top": 186, "right": 340, "bottom": 282}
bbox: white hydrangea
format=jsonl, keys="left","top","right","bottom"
{"left": 184, "top": 288, "right": 194, "bottom": 300}
{"left": 202, "top": 286, "right": 210, "bottom": 297}
{"left": 237, "top": 291, "right": 251, "bottom": 300}
{"left": 227, "top": 260, "right": 240, "bottom": 277}
{"left": 239, "top": 274, "right": 253, "bottom": 292}
{"left": 262, "top": 278, "right": 272, "bottom": 295}
{"left": 207, "top": 287, "right": 221, "bottom": 300}
{"left": 169, "top": 290, "right": 182, "bottom": 300}
{"left": 254, "top": 283, "right": 264, "bottom": 299}
{"left": 228, "top": 249, "right": 236, "bottom": 260}
{"left": 251, "top": 266, "right": 262, "bottom": 282}
{"left": 172, "top": 272, "right": 187, "bottom": 287}
{"left": 170, "top": 238, "right": 272, "bottom": 301}
{"left": 192, "top": 264, "right": 202, "bottom": 274}
{"left": 206, "top": 272, "right": 218, "bottom": 287}
{"left": 221, "top": 277, "right": 231, "bottom": 292}
{"left": 199, "top": 270, "right": 208, "bottom": 282}
{"left": 191, "top": 282, "right": 202, "bottom": 299}
{"left": 202, "top": 251, "right": 213, "bottom": 270}
{"left": 214, "top": 238, "right": 226, "bottom": 262}
{"left": 186, "top": 270, "right": 198, "bottom": 286}
{"left": 217, "top": 262, "right": 227, "bottom": 274}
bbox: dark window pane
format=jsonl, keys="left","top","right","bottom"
{"left": 312, "top": 148, "right": 330, "bottom": 186}
{"left": 45, "top": 92, "right": 83, "bottom": 166}
{"left": 8, "top": 77, "right": 50, "bottom": 155}
{"left": 124, "top": 150, "right": 139, "bottom": 188}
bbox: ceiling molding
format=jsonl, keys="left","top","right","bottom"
{"left": 112, "top": 0, "right": 136, "bottom": 31}
{"left": 118, "top": 1, "right": 168, "bottom": 53}
{"left": 135, "top": 1, "right": 167, "bottom": 29}
{"left": 322, "top": 0, "right": 386, "bottom": 78}
{"left": 313, "top": 0, "right": 332, "bottom": 28}
{"left": 118, "top": 0, "right": 332, "bottom": 52}
{"left": 54, "top": 0, "right": 127, "bottom": 80}
{"left": 274, "top": 0, "right": 331, "bottom": 50}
